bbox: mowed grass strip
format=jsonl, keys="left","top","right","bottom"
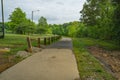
{"left": 0, "top": 34, "right": 49, "bottom": 55}
{"left": 72, "top": 38, "right": 119, "bottom": 80}
{"left": 0, "top": 34, "right": 27, "bottom": 55}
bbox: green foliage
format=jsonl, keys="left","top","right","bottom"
{"left": 9, "top": 8, "right": 26, "bottom": 25}
{"left": 25, "top": 19, "right": 36, "bottom": 35}
{"left": 76, "top": 23, "right": 88, "bottom": 37}
{"left": 79, "top": 0, "right": 120, "bottom": 44}
{"left": 80, "top": 0, "right": 100, "bottom": 26}
{"left": 68, "top": 21, "right": 79, "bottom": 37}
{"left": 50, "top": 23, "right": 68, "bottom": 36}
{"left": 112, "top": 1, "right": 120, "bottom": 44}
{"left": 8, "top": 8, "right": 36, "bottom": 34}
{"left": 50, "top": 21, "right": 80, "bottom": 37}
{"left": 9, "top": 8, "right": 26, "bottom": 34}
{"left": 37, "top": 16, "right": 49, "bottom": 34}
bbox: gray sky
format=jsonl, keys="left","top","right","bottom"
{"left": 0, "top": 0, "right": 86, "bottom": 24}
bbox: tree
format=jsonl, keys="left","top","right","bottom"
{"left": 76, "top": 23, "right": 88, "bottom": 37}
{"left": 112, "top": 0, "right": 120, "bottom": 43}
{"left": 37, "top": 16, "right": 49, "bottom": 34}
{"left": 68, "top": 21, "right": 80, "bottom": 37}
{"left": 26, "top": 19, "right": 36, "bottom": 34}
{"left": 80, "top": 0, "right": 115, "bottom": 40}
{"left": 16, "top": 19, "right": 36, "bottom": 34}
{"left": 97, "top": 0, "right": 114, "bottom": 40}
{"left": 8, "top": 7, "right": 36, "bottom": 34}
{"left": 9, "top": 8, "right": 27, "bottom": 34}
{"left": 80, "top": 0, "right": 100, "bottom": 26}
{"left": 50, "top": 22, "right": 80, "bottom": 37}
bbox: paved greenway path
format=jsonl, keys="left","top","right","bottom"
{"left": 0, "top": 38, "right": 80, "bottom": 80}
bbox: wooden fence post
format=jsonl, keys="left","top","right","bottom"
{"left": 27, "top": 37, "right": 32, "bottom": 53}
{"left": 38, "top": 38, "right": 40, "bottom": 48}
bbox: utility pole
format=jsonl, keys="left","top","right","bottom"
{"left": 31, "top": 11, "right": 33, "bottom": 22}
{"left": 1, "top": 0, "right": 5, "bottom": 38}
{"left": 31, "top": 10, "right": 40, "bottom": 22}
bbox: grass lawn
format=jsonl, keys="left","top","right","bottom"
{"left": 0, "top": 34, "right": 56, "bottom": 62}
{"left": 0, "top": 34, "right": 27, "bottom": 55}
{"left": 72, "top": 38, "right": 119, "bottom": 80}
{"left": 0, "top": 34, "right": 55, "bottom": 55}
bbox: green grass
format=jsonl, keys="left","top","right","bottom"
{"left": 72, "top": 38, "right": 119, "bottom": 80}
{"left": 74, "top": 38, "right": 120, "bottom": 50}
{"left": 0, "top": 34, "right": 27, "bottom": 55}
{"left": 0, "top": 34, "right": 59, "bottom": 65}
{"left": 0, "top": 34, "right": 55, "bottom": 56}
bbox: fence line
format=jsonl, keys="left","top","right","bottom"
{"left": 27, "top": 35, "right": 61, "bottom": 52}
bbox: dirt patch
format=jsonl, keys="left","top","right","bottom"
{"left": 87, "top": 46, "right": 120, "bottom": 80}
{"left": 0, "top": 63, "right": 14, "bottom": 72}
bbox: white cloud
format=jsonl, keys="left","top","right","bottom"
{"left": 0, "top": 0, "right": 86, "bottom": 24}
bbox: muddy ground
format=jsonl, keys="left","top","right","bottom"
{"left": 87, "top": 46, "right": 120, "bottom": 80}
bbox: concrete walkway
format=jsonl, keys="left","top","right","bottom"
{"left": 0, "top": 38, "right": 80, "bottom": 80}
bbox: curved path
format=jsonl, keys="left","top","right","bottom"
{"left": 0, "top": 38, "right": 80, "bottom": 80}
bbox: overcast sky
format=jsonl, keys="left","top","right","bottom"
{"left": 0, "top": 0, "right": 86, "bottom": 24}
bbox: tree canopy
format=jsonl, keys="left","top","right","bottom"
{"left": 8, "top": 8, "right": 36, "bottom": 34}
{"left": 37, "top": 16, "right": 49, "bottom": 34}
{"left": 79, "top": 0, "right": 120, "bottom": 44}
